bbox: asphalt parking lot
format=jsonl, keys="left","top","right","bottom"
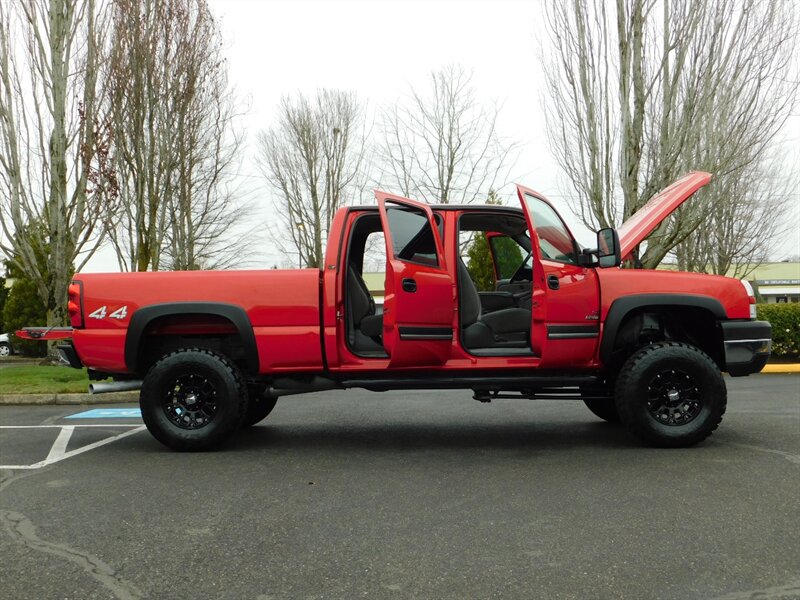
{"left": 1, "top": 374, "right": 798, "bottom": 600}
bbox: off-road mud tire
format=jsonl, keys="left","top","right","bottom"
{"left": 140, "top": 348, "right": 247, "bottom": 451}
{"left": 615, "top": 342, "right": 726, "bottom": 447}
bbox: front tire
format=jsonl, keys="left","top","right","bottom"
{"left": 140, "top": 348, "right": 247, "bottom": 451}
{"left": 615, "top": 342, "right": 726, "bottom": 447}
{"left": 0, "top": 342, "right": 11, "bottom": 358}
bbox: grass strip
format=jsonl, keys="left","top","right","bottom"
{"left": 0, "top": 366, "right": 98, "bottom": 394}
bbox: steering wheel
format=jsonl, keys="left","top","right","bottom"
{"left": 509, "top": 252, "right": 532, "bottom": 283}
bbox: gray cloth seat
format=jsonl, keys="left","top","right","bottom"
{"left": 458, "top": 258, "right": 531, "bottom": 349}
{"left": 348, "top": 266, "right": 383, "bottom": 341}
{"left": 481, "top": 306, "right": 531, "bottom": 334}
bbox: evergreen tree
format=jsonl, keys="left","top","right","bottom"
{"left": 0, "top": 273, "right": 8, "bottom": 333}
{"left": 492, "top": 236, "right": 525, "bottom": 280}
{"left": 465, "top": 190, "right": 512, "bottom": 291}
{"left": 2, "top": 260, "right": 48, "bottom": 356}
{"left": 466, "top": 232, "right": 496, "bottom": 291}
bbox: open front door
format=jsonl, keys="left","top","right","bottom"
{"left": 376, "top": 191, "right": 455, "bottom": 368}
{"left": 516, "top": 185, "right": 601, "bottom": 365}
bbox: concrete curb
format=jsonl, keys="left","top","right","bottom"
{"left": 0, "top": 391, "right": 138, "bottom": 406}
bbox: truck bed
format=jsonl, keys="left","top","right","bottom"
{"left": 72, "top": 269, "right": 323, "bottom": 374}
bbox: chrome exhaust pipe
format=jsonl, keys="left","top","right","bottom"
{"left": 89, "top": 380, "right": 143, "bottom": 394}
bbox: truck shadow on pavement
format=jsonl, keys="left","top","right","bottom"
{"left": 227, "top": 421, "right": 646, "bottom": 453}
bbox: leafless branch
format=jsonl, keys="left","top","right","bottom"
{"left": 541, "top": 0, "right": 798, "bottom": 268}
{"left": 376, "top": 64, "right": 518, "bottom": 205}
{"left": 104, "top": 0, "right": 252, "bottom": 272}
{"left": 256, "top": 89, "right": 366, "bottom": 269}
{"left": 0, "top": 0, "right": 115, "bottom": 327}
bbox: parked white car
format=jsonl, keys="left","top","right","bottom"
{"left": 0, "top": 333, "right": 13, "bottom": 358}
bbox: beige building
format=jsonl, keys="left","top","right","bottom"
{"left": 744, "top": 262, "right": 800, "bottom": 304}
{"left": 362, "top": 273, "right": 386, "bottom": 303}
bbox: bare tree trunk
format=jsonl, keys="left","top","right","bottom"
{"left": 0, "top": 0, "right": 115, "bottom": 338}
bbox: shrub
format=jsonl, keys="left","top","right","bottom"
{"left": 2, "top": 277, "right": 47, "bottom": 357}
{"left": 756, "top": 303, "right": 800, "bottom": 358}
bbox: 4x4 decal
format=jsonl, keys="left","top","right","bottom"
{"left": 88, "top": 305, "right": 128, "bottom": 320}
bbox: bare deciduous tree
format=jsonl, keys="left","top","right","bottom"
{"left": 378, "top": 64, "right": 517, "bottom": 205}
{"left": 674, "top": 155, "right": 795, "bottom": 277}
{"left": 0, "top": 0, "right": 115, "bottom": 327}
{"left": 257, "top": 90, "right": 366, "bottom": 269}
{"left": 541, "top": 0, "right": 798, "bottom": 268}
{"left": 106, "top": 0, "right": 251, "bottom": 272}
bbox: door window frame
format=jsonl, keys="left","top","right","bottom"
{"left": 522, "top": 192, "right": 581, "bottom": 266}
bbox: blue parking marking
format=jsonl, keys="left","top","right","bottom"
{"left": 65, "top": 408, "right": 142, "bottom": 419}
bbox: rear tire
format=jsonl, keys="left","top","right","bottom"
{"left": 615, "top": 342, "right": 726, "bottom": 447}
{"left": 583, "top": 398, "right": 620, "bottom": 423}
{"left": 0, "top": 342, "right": 11, "bottom": 358}
{"left": 140, "top": 348, "right": 247, "bottom": 451}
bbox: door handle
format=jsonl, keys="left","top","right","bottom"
{"left": 402, "top": 278, "right": 417, "bottom": 293}
{"left": 547, "top": 275, "right": 560, "bottom": 290}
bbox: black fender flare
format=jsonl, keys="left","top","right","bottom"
{"left": 600, "top": 294, "right": 727, "bottom": 365}
{"left": 124, "top": 302, "right": 259, "bottom": 375}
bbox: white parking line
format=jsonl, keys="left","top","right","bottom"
{"left": 0, "top": 425, "right": 146, "bottom": 470}
{"left": 45, "top": 426, "right": 74, "bottom": 462}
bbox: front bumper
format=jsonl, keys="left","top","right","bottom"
{"left": 720, "top": 320, "right": 771, "bottom": 377}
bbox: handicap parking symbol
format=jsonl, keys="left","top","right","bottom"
{"left": 66, "top": 408, "right": 142, "bottom": 419}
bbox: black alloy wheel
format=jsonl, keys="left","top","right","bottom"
{"left": 164, "top": 373, "right": 219, "bottom": 429}
{"left": 646, "top": 368, "right": 702, "bottom": 426}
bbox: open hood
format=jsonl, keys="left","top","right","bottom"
{"left": 617, "top": 171, "right": 712, "bottom": 258}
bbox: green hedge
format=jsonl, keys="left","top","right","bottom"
{"left": 756, "top": 303, "right": 800, "bottom": 358}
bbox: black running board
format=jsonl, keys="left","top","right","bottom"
{"left": 339, "top": 372, "right": 602, "bottom": 393}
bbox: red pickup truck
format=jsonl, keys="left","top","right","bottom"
{"left": 20, "top": 172, "right": 771, "bottom": 451}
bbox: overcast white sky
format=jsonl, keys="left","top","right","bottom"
{"left": 85, "top": 0, "right": 800, "bottom": 271}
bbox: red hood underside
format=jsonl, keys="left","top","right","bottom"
{"left": 617, "top": 171, "right": 712, "bottom": 258}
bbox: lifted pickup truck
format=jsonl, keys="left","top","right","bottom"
{"left": 20, "top": 172, "right": 771, "bottom": 450}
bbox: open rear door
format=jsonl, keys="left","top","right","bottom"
{"left": 376, "top": 191, "right": 455, "bottom": 368}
